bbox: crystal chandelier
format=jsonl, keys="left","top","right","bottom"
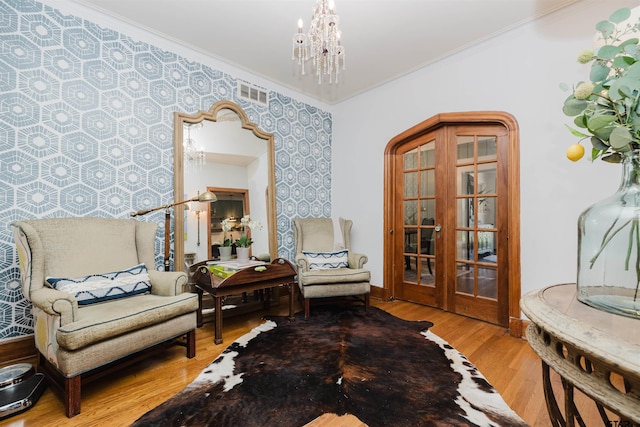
{"left": 292, "top": 0, "right": 345, "bottom": 84}
{"left": 183, "top": 122, "right": 205, "bottom": 171}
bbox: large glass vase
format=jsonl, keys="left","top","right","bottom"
{"left": 577, "top": 150, "right": 640, "bottom": 319}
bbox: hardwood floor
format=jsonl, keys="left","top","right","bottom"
{"left": 0, "top": 298, "right": 606, "bottom": 427}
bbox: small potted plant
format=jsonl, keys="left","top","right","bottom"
{"left": 219, "top": 218, "right": 233, "bottom": 260}
{"left": 235, "top": 215, "right": 263, "bottom": 261}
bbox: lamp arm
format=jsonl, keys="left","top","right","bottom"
{"left": 129, "top": 190, "right": 215, "bottom": 271}
{"left": 130, "top": 197, "right": 197, "bottom": 218}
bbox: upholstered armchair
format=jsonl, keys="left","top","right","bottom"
{"left": 12, "top": 217, "right": 198, "bottom": 417}
{"left": 293, "top": 217, "right": 371, "bottom": 318}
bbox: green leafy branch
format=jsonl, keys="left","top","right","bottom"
{"left": 562, "top": 7, "right": 640, "bottom": 162}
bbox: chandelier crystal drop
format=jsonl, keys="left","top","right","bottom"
{"left": 292, "top": 0, "right": 345, "bottom": 84}
{"left": 183, "top": 122, "right": 205, "bottom": 171}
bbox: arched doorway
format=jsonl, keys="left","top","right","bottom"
{"left": 383, "top": 112, "right": 520, "bottom": 329}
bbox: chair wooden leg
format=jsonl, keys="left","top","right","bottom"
{"left": 364, "top": 293, "right": 370, "bottom": 312}
{"left": 65, "top": 375, "right": 81, "bottom": 417}
{"left": 304, "top": 298, "right": 310, "bottom": 319}
{"left": 186, "top": 329, "right": 196, "bottom": 358}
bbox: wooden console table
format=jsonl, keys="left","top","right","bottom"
{"left": 520, "top": 284, "right": 640, "bottom": 426}
{"left": 192, "top": 258, "right": 297, "bottom": 344}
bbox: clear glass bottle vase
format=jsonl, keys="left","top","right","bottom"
{"left": 577, "top": 150, "right": 640, "bottom": 318}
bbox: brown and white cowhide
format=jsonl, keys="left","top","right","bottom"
{"left": 132, "top": 307, "right": 528, "bottom": 427}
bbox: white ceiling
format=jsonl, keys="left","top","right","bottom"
{"left": 71, "top": 0, "right": 579, "bottom": 105}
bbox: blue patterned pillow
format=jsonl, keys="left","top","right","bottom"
{"left": 303, "top": 249, "right": 349, "bottom": 270}
{"left": 46, "top": 264, "right": 151, "bottom": 305}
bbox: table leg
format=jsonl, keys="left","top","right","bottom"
{"left": 542, "top": 361, "right": 565, "bottom": 427}
{"left": 264, "top": 288, "right": 271, "bottom": 310}
{"left": 214, "top": 296, "right": 223, "bottom": 344}
{"left": 288, "top": 282, "right": 296, "bottom": 321}
{"left": 196, "top": 287, "right": 203, "bottom": 328}
{"left": 563, "top": 378, "right": 576, "bottom": 427}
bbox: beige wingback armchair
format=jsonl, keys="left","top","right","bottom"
{"left": 294, "top": 218, "right": 370, "bottom": 318}
{"left": 12, "top": 217, "right": 198, "bottom": 417}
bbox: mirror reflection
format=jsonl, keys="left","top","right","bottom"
{"left": 208, "top": 189, "right": 247, "bottom": 259}
{"left": 173, "top": 101, "right": 276, "bottom": 270}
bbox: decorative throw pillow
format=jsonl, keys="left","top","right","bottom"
{"left": 45, "top": 264, "right": 151, "bottom": 305}
{"left": 303, "top": 249, "right": 349, "bottom": 270}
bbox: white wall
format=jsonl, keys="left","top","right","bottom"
{"left": 331, "top": 0, "right": 637, "bottom": 300}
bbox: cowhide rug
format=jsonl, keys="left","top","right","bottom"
{"left": 132, "top": 306, "right": 528, "bottom": 427}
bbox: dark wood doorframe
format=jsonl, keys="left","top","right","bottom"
{"left": 383, "top": 111, "right": 523, "bottom": 335}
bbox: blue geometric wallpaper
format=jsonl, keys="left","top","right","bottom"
{"left": 0, "top": 0, "right": 332, "bottom": 340}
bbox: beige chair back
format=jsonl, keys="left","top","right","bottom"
{"left": 13, "top": 217, "right": 157, "bottom": 300}
{"left": 294, "top": 217, "right": 357, "bottom": 254}
{"left": 293, "top": 218, "right": 334, "bottom": 254}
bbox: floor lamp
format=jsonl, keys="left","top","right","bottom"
{"left": 194, "top": 209, "right": 203, "bottom": 247}
{"left": 131, "top": 190, "right": 217, "bottom": 271}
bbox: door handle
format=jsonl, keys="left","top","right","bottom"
{"left": 435, "top": 224, "right": 442, "bottom": 237}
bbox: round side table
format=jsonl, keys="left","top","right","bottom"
{"left": 520, "top": 284, "right": 640, "bottom": 426}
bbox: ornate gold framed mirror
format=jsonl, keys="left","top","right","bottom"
{"left": 173, "top": 100, "right": 277, "bottom": 270}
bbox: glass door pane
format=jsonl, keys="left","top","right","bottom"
{"left": 418, "top": 141, "right": 436, "bottom": 286}
{"left": 403, "top": 140, "right": 436, "bottom": 287}
{"left": 454, "top": 135, "right": 498, "bottom": 300}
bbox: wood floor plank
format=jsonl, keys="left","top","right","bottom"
{"left": 0, "top": 298, "right": 607, "bottom": 427}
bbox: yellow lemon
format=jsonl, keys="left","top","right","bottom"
{"left": 566, "top": 143, "right": 585, "bottom": 162}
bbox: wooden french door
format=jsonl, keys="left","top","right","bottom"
{"left": 394, "top": 130, "right": 442, "bottom": 308}
{"left": 384, "top": 113, "right": 519, "bottom": 327}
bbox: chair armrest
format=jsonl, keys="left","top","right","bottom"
{"left": 348, "top": 252, "right": 368, "bottom": 269}
{"left": 30, "top": 287, "right": 78, "bottom": 325}
{"left": 295, "top": 253, "right": 310, "bottom": 272}
{"left": 149, "top": 270, "right": 189, "bottom": 296}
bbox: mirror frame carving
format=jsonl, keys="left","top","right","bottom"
{"left": 173, "top": 100, "right": 277, "bottom": 271}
